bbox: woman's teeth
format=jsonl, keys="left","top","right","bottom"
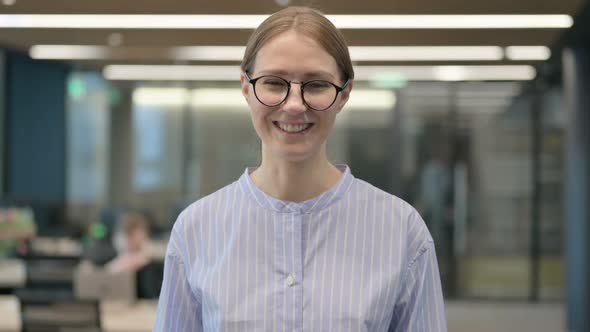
{"left": 277, "top": 123, "right": 312, "bottom": 133}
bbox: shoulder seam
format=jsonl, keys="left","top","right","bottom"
{"left": 404, "top": 239, "right": 434, "bottom": 287}
{"left": 407, "top": 239, "right": 432, "bottom": 271}
{"left": 165, "top": 238, "right": 203, "bottom": 304}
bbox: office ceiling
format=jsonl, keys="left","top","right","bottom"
{"left": 0, "top": 0, "right": 585, "bottom": 68}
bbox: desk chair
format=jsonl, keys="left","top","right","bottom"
{"left": 17, "top": 254, "right": 98, "bottom": 331}
{"left": 137, "top": 261, "right": 164, "bottom": 299}
{"left": 16, "top": 288, "right": 101, "bottom": 332}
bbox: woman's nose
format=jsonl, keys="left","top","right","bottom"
{"left": 282, "top": 85, "right": 307, "bottom": 114}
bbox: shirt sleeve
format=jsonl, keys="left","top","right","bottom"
{"left": 389, "top": 240, "right": 447, "bottom": 332}
{"left": 153, "top": 245, "right": 203, "bottom": 331}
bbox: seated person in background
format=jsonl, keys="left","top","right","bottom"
{"left": 105, "top": 211, "right": 151, "bottom": 273}
{"left": 82, "top": 221, "right": 117, "bottom": 266}
{"left": 0, "top": 207, "right": 36, "bottom": 258}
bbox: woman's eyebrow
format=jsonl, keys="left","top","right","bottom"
{"left": 256, "top": 69, "right": 290, "bottom": 77}
{"left": 256, "top": 69, "right": 336, "bottom": 80}
{"left": 302, "top": 71, "right": 336, "bottom": 80}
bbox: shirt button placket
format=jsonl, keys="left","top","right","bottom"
{"left": 293, "top": 210, "right": 304, "bottom": 332}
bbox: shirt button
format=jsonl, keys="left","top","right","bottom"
{"left": 286, "top": 274, "right": 295, "bottom": 287}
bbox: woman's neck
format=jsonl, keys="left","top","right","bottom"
{"left": 250, "top": 151, "right": 343, "bottom": 203}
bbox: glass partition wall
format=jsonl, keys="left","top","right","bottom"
{"left": 66, "top": 78, "right": 564, "bottom": 301}
{"left": 398, "top": 81, "right": 564, "bottom": 301}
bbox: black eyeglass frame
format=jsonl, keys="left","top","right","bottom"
{"left": 244, "top": 72, "right": 350, "bottom": 111}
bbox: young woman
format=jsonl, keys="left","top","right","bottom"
{"left": 155, "top": 6, "right": 446, "bottom": 331}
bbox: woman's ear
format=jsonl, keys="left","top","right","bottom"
{"left": 240, "top": 72, "right": 250, "bottom": 102}
{"left": 335, "top": 80, "right": 353, "bottom": 114}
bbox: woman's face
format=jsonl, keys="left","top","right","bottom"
{"left": 241, "top": 30, "right": 352, "bottom": 163}
{"left": 127, "top": 227, "right": 148, "bottom": 252}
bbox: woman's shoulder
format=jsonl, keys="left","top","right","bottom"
{"left": 166, "top": 181, "right": 242, "bottom": 257}
{"left": 351, "top": 177, "right": 417, "bottom": 213}
{"left": 172, "top": 181, "right": 241, "bottom": 230}
{"left": 351, "top": 177, "right": 432, "bottom": 244}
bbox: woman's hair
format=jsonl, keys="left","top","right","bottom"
{"left": 241, "top": 6, "right": 354, "bottom": 82}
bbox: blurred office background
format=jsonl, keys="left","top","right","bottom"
{"left": 1, "top": 0, "right": 590, "bottom": 331}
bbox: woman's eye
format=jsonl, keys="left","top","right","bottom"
{"left": 306, "top": 81, "right": 331, "bottom": 89}
{"left": 262, "top": 78, "right": 286, "bottom": 87}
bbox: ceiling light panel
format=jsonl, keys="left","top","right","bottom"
{"left": 104, "top": 65, "right": 536, "bottom": 82}
{"left": 33, "top": 45, "right": 545, "bottom": 62}
{"left": 505, "top": 46, "right": 551, "bottom": 60}
{"left": 0, "top": 14, "right": 573, "bottom": 29}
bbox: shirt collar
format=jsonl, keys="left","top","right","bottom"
{"left": 239, "top": 164, "right": 354, "bottom": 214}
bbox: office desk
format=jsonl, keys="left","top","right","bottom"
{"left": 0, "top": 259, "right": 26, "bottom": 288}
{"left": 0, "top": 295, "right": 21, "bottom": 332}
{"left": 100, "top": 300, "right": 157, "bottom": 332}
{"left": 30, "top": 237, "right": 83, "bottom": 259}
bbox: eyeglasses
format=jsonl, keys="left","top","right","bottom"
{"left": 244, "top": 72, "right": 349, "bottom": 111}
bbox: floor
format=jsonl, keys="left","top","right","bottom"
{"left": 446, "top": 301, "right": 566, "bottom": 332}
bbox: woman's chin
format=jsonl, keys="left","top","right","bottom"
{"left": 269, "top": 144, "right": 320, "bottom": 163}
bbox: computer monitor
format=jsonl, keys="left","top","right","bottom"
{"left": 73, "top": 264, "right": 136, "bottom": 303}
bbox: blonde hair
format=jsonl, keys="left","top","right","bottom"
{"left": 241, "top": 6, "right": 354, "bottom": 83}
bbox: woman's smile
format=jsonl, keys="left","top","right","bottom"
{"left": 272, "top": 121, "right": 315, "bottom": 137}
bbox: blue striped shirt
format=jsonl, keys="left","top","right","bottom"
{"left": 154, "top": 165, "right": 447, "bottom": 331}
